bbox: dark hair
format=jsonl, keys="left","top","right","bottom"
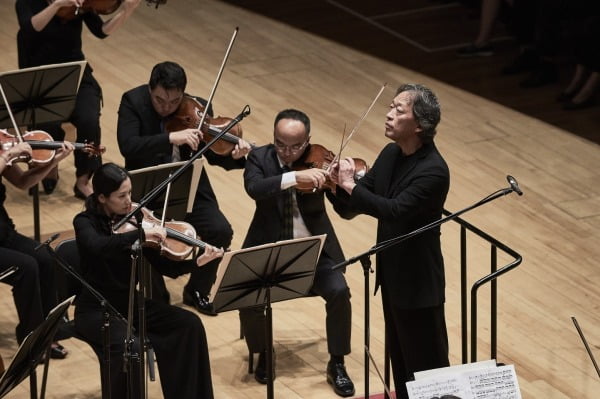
{"left": 149, "top": 61, "right": 187, "bottom": 91}
{"left": 397, "top": 83, "right": 441, "bottom": 143}
{"left": 85, "top": 163, "right": 130, "bottom": 212}
{"left": 274, "top": 109, "right": 311, "bottom": 135}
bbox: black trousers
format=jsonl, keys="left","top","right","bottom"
{"left": 183, "top": 195, "right": 233, "bottom": 296}
{"left": 37, "top": 64, "right": 102, "bottom": 178}
{"left": 0, "top": 229, "right": 56, "bottom": 343}
{"left": 381, "top": 287, "right": 449, "bottom": 399}
{"left": 75, "top": 296, "right": 214, "bottom": 399}
{"left": 239, "top": 253, "right": 352, "bottom": 357}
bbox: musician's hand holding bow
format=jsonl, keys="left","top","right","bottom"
{"left": 144, "top": 226, "right": 167, "bottom": 243}
{"left": 0, "top": 142, "right": 32, "bottom": 167}
{"left": 169, "top": 128, "right": 202, "bottom": 151}
{"left": 196, "top": 245, "right": 224, "bottom": 267}
{"left": 294, "top": 168, "right": 329, "bottom": 190}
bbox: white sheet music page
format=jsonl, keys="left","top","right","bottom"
{"left": 407, "top": 363, "right": 522, "bottom": 399}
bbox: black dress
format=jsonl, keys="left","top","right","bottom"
{"left": 0, "top": 178, "right": 56, "bottom": 343}
{"left": 73, "top": 207, "right": 214, "bottom": 399}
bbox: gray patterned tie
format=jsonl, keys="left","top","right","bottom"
{"left": 280, "top": 166, "right": 294, "bottom": 240}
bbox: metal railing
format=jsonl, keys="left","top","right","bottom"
{"left": 382, "top": 209, "right": 522, "bottom": 396}
{"left": 442, "top": 209, "right": 523, "bottom": 363}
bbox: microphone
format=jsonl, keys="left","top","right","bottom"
{"left": 506, "top": 175, "right": 523, "bottom": 196}
{"left": 34, "top": 233, "right": 60, "bottom": 251}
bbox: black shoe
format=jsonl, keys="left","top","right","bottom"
{"left": 254, "top": 350, "right": 276, "bottom": 384}
{"left": 42, "top": 177, "right": 58, "bottom": 194}
{"left": 50, "top": 343, "right": 68, "bottom": 359}
{"left": 327, "top": 361, "right": 355, "bottom": 397}
{"left": 73, "top": 184, "right": 88, "bottom": 200}
{"left": 563, "top": 97, "right": 597, "bottom": 110}
{"left": 182, "top": 289, "right": 217, "bottom": 316}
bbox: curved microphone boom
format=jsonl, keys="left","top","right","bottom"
{"left": 506, "top": 175, "right": 523, "bottom": 196}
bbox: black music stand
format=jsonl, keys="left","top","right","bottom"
{"left": 209, "top": 235, "right": 326, "bottom": 399}
{"left": 0, "top": 296, "right": 74, "bottom": 399}
{"left": 0, "top": 61, "right": 85, "bottom": 241}
{"left": 129, "top": 159, "right": 203, "bottom": 220}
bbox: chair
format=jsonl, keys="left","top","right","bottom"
{"left": 53, "top": 239, "right": 106, "bottom": 389}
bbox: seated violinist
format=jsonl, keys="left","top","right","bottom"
{"left": 239, "top": 109, "right": 355, "bottom": 397}
{"left": 73, "top": 162, "right": 222, "bottom": 399}
{"left": 0, "top": 140, "right": 74, "bottom": 358}
{"left": 117, "top": 61, "right": 252, "bottom": 315}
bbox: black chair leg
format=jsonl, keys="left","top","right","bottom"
{"left": 248, "top": 351, "right": 254, "bottom": 374}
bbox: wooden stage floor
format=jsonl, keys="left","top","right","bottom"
{"left": 0, "top": 1, "right": 599, "bottom": 398}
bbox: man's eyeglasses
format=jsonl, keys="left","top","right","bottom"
{"left": 274, "top": 140, "right": 308, "bottom": 153}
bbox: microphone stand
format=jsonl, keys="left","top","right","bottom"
{"left": 332, "top": 175, "right": 523, "bottom": 398}
{"left": 112, "top": 105, "right": 250, "bottom": 399}
{"left": 39, "top": 236, "right": 128, "bottom": 399}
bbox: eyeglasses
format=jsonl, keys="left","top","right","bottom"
{"left": 274, "top": 140, "right": 308, "bottom": 153}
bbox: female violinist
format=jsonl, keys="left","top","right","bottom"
{"left": 0, "top": 140, "right": 74, "bottom": 359}
{"left": 15, "top": 0, "right": 141, "bottom": 198}
{"left": 73, "top": 162, "right": 221, "bottom": 399}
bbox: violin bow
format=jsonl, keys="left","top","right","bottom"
{"left": 160, "top": 173, "right": 174, "bottom": 227}
{"left": 327, "top": 83, "right": 387, "bottom": 172}
{"left": 0, "top": 83, "right": 30, "bottom": 164}
{"left": 194, "top": 27, "right": 239, "bottom": 135}
{"left": 0, "top": 83, "right": 25, "bottom": 142}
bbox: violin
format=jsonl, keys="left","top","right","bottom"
{"left": 164, "top": 96, "right": 256, "bottom": 156}
{"left": 52, "top": 0, "right": 166, "bottom": 21}
{"left": 0, "top": 129, "right": 104, "bottom": 166}
{"left": 292, "top": 143, "right": 368, "bottom": 193}
{"left": 112, "top": 203, "right": 210, "bottom": 262}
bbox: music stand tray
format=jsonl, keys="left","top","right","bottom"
{"left": 129, "top": 159, "right": 203, "bottom": 221}
{"left": 0, "top": 61, "right": 86, "bottom": 129}
{"left": 0, "top": 61, "right": 86, "bottom": 241}
{"left": 0, "top": 296, "right": 75, "bottom": 398}
{"left": 209, "top": 235, "right": 326, "bottom": 313}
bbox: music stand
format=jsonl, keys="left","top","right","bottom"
{"left": 209, "top": 235, "right": 326, "bottom": 399}
{"left": 0, "top": 296, "right": 74, "bottom": 399}
{"left": 129, "top": 159, "right": 203, "bottom": 220}
{"left": 0, "top": 61, "right": 86, "bottom": 241}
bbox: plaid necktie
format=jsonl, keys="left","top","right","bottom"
{"left": 280, "top": 166, "right": 294, "bottom": 240}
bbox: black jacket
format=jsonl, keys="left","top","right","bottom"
{"left": 338, "top": 142, "right": 450, "bottom": 309}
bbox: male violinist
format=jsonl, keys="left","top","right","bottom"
{"left": 16, "top": 0, "right": 141, "bottom": 198}
{"left": 117, "top": 61, "right": 252, "bottom": 314}
{"left": 239, "top": 109, "right": 355, "bottom": 397}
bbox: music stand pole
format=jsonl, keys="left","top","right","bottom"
{"left": 332, "top": 176, "right": 523, "bottom": 398}
{"left": 209, "top": 235, "right": 326, "bottom": 399}
{"left": 41, "top": 237, "right": 127, "bottom": 399}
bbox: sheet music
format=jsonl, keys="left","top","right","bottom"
{"left": 407, "top": 363, "right": 521, "bottom": 399}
